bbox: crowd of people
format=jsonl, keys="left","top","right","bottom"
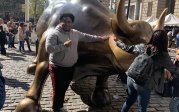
{"left": 0, "top": 17, "right": 34, "bottom": 109}
{"left": 0, "top": 13, "right": 179, "bottom": 112}
{"left": 0, "top": 17, "right": 33, "bottom": 55}
{"left": 166, "top": 26, "right": 179, "bottom": 48}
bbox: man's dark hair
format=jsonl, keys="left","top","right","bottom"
{"left": 59, "top": 13, "right": 75, "bottom": 23}
{"left": 19, "top": 22, "right": 24, "bottom": 27}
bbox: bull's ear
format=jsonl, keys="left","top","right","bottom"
{"left": 111, "top": 16, "right": 129, "bottom": 38}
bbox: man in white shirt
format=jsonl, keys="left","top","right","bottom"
{"left": 46, "top": 13, "right": 109, "bottom": 112}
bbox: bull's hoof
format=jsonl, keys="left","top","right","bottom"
{"left": 15, "top": 98, "right": 41, "bottom": 112}
{"left": 91, "top": 87, "right": 111, "bottom": 107}
{"left": 27, "top": 63, "right": 37, "bottom": 75}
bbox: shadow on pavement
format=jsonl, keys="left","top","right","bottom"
{"left": 71, "top": 76, "right": 114, "bottom": 111}
{"left": 1, "top": 50, "right": 36, "bottom": 61}
{"left": 71, "top": 76, "right": 96, "bottom": 106}
{"left": 3, "top": 52, "right": 27, "bottom": 61}
{"left": 4, "top": 77, "right": 30, "bottom": 91}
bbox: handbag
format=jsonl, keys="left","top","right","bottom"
{"left": 156, "top": 69, "right": 172, "bottom": 97}
{"left": 161, "top": 80, "right": 172, "bottom": 97}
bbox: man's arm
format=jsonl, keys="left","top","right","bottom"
{"left": 116, "top": 40, "right": 145, "bottom": 54}
{"left": 76, "top": 30, "right": 108, "bottom": 42}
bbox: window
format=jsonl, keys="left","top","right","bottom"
{"left": 147, "top": 2, "right": 152, "bottom": 16}
{"left": 129, "top": 5, "right": 135, "bottom": 19}
{"left": 166, "top": 0, "right": 175, "bottom": 14}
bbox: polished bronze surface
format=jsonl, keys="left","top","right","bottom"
{"left": 16, "top": 0, "right": 167, "bottom": 111}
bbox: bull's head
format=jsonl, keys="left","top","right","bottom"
{"left": 108, "top": 0, "right": 168, "bottom": 71}
{"left": 111, "top": 0, "right": 167, "bottom": 45}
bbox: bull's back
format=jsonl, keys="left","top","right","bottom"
{"left": 36, "top": 0, "right": 112, "bottom": 38}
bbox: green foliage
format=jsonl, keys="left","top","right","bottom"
{"left": 30, "top": 0, "right": 47, "bottom": 17}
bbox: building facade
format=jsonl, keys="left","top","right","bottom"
{"left": 0, "top": 0, "right": 25, "bottom": 22}
{"left": 100, "top": 0, "right": 179, "bottom": 21}
{"left": 0, "top": 0, "right": 178, "bottom": 22}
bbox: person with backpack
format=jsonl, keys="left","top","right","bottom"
{"left": 116, "top": 30, "right": 179, "bottom": 112}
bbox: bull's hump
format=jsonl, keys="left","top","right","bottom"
{"left": 38, "top": 0, "right": 112, "bottom": 37}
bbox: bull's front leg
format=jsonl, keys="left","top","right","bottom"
{"left": 16, "top": 32, "right": 49, "bottom": 112}
{"left": 91, "top": 75, "right": 111, "bottom": 106}
{"left": 16, "top": 62, "right": 49, "bottom": 112}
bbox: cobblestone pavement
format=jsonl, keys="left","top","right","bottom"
{"left": 0, "top": 45, "right": 176, "bottom": 112}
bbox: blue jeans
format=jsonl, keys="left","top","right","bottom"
{"left": 49, "top": 64, "right": 75, "bottom": 111}
{"left": 0, "top": 69, "right": 5, "bottom": 109}
{"left": 121, "top": 76, "right": 151, "bottom": 112}
{"left": 24, "top": 38, "right": 31, "bottom": 51}
{"left": 11, "top": 36, "right": 16, "bottom": 48}
{"left": 8, "top": 35, "right": 13, "bottom": 48}
{"left": 18, "top": 41, "right": 24, "bottom": 52}
{"left": 169, "top": 97, "right": 179, "bottom": 112}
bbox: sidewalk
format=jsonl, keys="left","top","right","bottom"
{"left": 0, "top": 44, "right": 174, "bottom": 112}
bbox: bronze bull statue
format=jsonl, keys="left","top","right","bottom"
{"left": 16, "top": 0, "right": 167, "bottom": 111}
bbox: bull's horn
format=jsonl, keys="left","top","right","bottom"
{"left": 153, "top": 8, "right": 168, "bottom": 31}
{"left": 116, "top": 0, "right": 135, "bottom": 36}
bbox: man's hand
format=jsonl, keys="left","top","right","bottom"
{"left": 64, "top": 39, "right": 72, "bottom": 47}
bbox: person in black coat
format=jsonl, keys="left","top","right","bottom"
{"left": 0, "top": 23, "right": 7, "bottom": 55}
{"left": 0, "top": 62, "right": 5, "bottom": 109}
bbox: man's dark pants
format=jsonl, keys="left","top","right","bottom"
{"left": 0, "top": 43, "right": 6, "bottom": 55}
{"left": 49, "top": 64, "right": 75, "bottom": 111}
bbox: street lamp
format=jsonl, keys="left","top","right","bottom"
{"left": 126, "top": 0, "right": 131, "bottom": 19}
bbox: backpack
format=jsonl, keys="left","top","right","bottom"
{"left": 126, "top": 53, "right": 154, "bottom": 85}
